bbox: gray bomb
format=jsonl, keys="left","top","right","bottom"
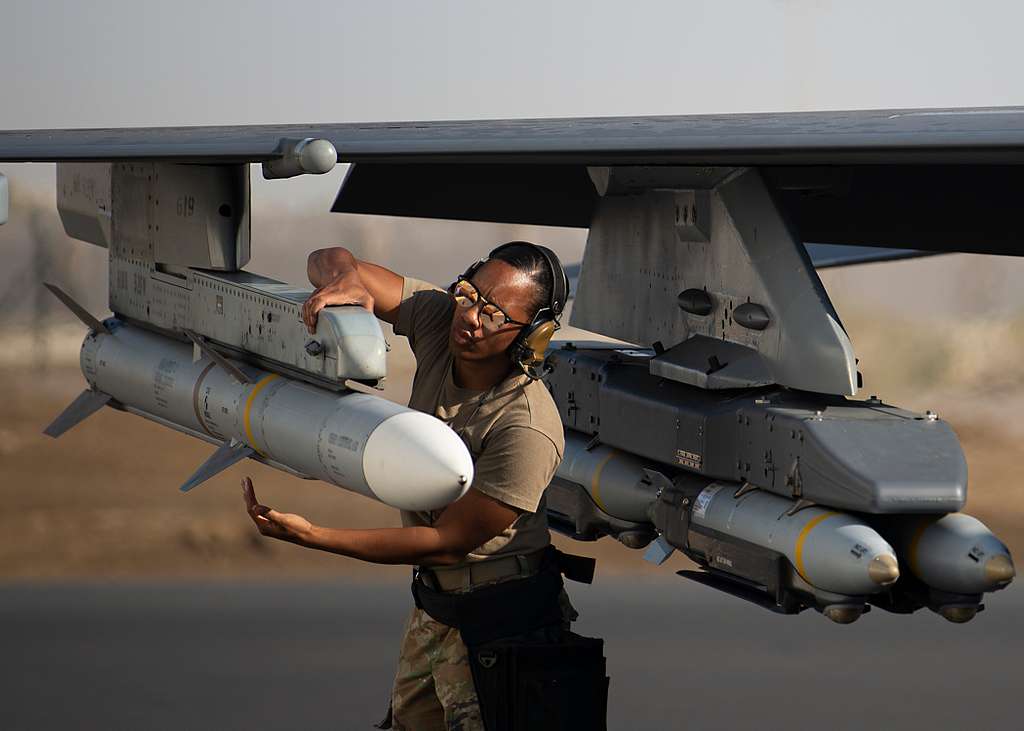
{"left": 688, "top": 484, "right": 900, "bottom": 598}
{"left": 555, "top": 431, "right": 899, "bottom": 604}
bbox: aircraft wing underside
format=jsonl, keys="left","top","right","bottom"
{"left": 2, "top": 106, "right": 1024, "bottom": 255}
{"left": 2, "top": 106, "right": 1024, "bottom": 164}
{"left": 801, "top": 244, "right": 936, "bottom": 268}
{"left": 564, "top": 243, "right": 936, "bottom": 296}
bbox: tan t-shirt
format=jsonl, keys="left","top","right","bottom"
{"left": 393, "top": 277, "right": 565, "bottom": 564}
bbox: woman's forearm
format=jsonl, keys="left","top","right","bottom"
{"left": 301, "top": 524, "right": 467, "bottom": 567}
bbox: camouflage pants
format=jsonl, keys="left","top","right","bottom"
{"left": 388, "top": 606, "right": 483, "bottom": 731}
{"left": 385, "top": 590, "right": 579, "bottom": 730}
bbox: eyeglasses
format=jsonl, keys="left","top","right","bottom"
{"left": 449, "top": 279, "right": 532, "bottom": 334}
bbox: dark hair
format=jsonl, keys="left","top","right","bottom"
{"left": 487, "top": 241, "right": 554, "bottom": 317}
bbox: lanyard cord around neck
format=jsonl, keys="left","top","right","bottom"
{"left": 438, "top": 358, "right": 527, "bottom": 439}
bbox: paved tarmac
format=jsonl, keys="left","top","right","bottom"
{"left": 2, "top": 576, "right": 1020, "bottom": 730}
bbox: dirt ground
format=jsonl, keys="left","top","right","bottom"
{"left": 2, "top": 352, "right": 1022, "bottom": 581}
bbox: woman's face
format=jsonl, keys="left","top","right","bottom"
{"left": 448, "top": 260, "right": 536, "bottom": 363}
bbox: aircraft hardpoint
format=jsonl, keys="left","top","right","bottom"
{"left": 0, "top": 107, "right": 1018, "bottom": 624}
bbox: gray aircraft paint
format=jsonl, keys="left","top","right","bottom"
{"left": 7, "top": 108, "right": 1024, "bottom": 256}
{"left": 3, "top": 107, "right": 1024, "bottom": 164}
{"left": 543, "top": 346, "right": 967, "bottom": 514}
{"left": 573, "top": 168, "right": 858, "bottom": 395}
{"left": 56, "top": 161, "right": 385, "bottom": 388}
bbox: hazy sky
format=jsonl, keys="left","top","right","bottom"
{"left": 3, "top": 0, "right": 1023, "bottom": 128}
{"left": 3, "top": 0, "right": 1024, "bottom": 324}
{"left": 3, "top": 0, "right": 1024, "bottom": 204}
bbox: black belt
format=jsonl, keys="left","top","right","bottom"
{"left": 411, "top": 546, "right": 595, "bottom": 646}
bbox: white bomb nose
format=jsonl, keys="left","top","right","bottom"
{"left": 363, "top": 411, "right": 474, "bottom": 511}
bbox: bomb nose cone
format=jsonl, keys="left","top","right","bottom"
{"left": 984, "top": 555, "right": 1015, "bottom": 586}
{"left": 939, "top": 605, "right": 979, "bottom": 623}
{"left": 362, "top": 411, "right": 474, "bottom": 511}
{"left": 822, "top": 604, "right": 864, "bottom": 624}
{"left": 868, "top": 554, "right": 900, "bottom": 586}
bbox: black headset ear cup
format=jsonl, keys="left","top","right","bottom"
{"left": 511, "top": 319, "right": 557, "bottom": 376}
{"left": 524, "top": 319, "right": 557, "bottom": 360}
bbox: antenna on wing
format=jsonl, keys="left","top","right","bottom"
{"left": 262, "top": 138, "right": 337, "bottom": 180}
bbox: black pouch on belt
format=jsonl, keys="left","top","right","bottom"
{"left": 468, "top": 631, "right": 608, "bottom": 731}
{"left": 411, "top": 548, "right": 608, "bottom": 730}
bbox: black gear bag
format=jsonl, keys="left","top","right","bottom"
{"left": 468, "top": 631, "right": 608, "bottom": 731}
{"left": 410, "top": 547, "right": 609, "bottom": 731}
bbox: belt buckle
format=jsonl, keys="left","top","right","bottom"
{"left": 416, "top": 567, "right": 440, "bottom": 591}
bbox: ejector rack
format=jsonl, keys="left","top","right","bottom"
{"left": 543, "top": 344, "right": 1013, "bottom": 623}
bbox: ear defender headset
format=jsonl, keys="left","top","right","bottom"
{"left": 456, "top": 241, "right": 570, "bottom": 379}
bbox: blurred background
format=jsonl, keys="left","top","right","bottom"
{"left": 5, "top": 184, "right": 1024, "bottom": 582}
{"left": 2, "top": 2, "right": 1023, "bottom": 729}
